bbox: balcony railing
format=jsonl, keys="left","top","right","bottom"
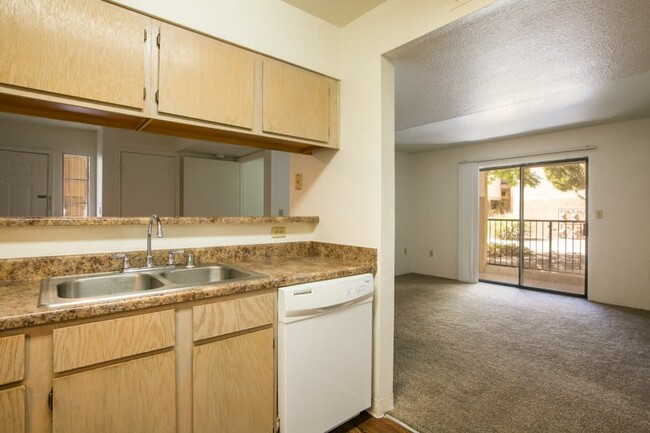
{"left": 486, "top": 219, "right": 586, "bottom": 274}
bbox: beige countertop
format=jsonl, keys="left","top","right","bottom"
{"left": 0, "top": 242, "right": 375, "bottom": 331}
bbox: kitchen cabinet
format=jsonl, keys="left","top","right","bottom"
{"left": 0, "top": 334, "right": 26, "bottom": 433}
{"left": 51, "top": 310, "right": 176, "bottom": 433}
{"left": 262, "top": 59, "right": 336, "bottom": 145}
{"left": 53, "top": 352, "right": 175, "bottom": 433}
{"left": 192, "top": 293, "right": 275, "bottom": 433}
{"left": 0, "top": 386, "right": 25, "bottom": 433}
{"left": 0, "top": 290, "right": 277, "bottom": 433}
{"left": 0, "top": 0, "right": 339, "bottom": 153}
{"left": 156, "top": 22, "right": 255, "bottom": 129}
{"left": 0, "top": 0, "right": 150, "bottom": 112}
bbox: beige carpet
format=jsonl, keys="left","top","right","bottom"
{"left": 389, "top": 274, "right": 650, "bottom": 433}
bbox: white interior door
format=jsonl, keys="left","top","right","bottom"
{"left": 182, "top": 157, "right": 240, "bottom": 216}
{"left": 0, "top": 149, "right": 49, "bottom": 216}
{"left": 120, "top": 151, "right": 176, "bottom": 216}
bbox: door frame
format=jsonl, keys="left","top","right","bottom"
{"left": 479, "top": 157, "right": 589, "bottom": 298}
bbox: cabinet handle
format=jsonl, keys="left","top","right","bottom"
{"left": 143, "top": 87, "right": 146, "bottom": 101}
{"left": 144, "top": 28, "right": 147, "bottom": 43}
{"left": 156, "top": 32, "right": 161, "bottom": 48}
{"left": 155, "top": 90, "right": 159, "bottom": 104}
{"left": 48, "top": 388, "right": 53, "bottom": 410}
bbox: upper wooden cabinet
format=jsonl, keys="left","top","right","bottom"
{"left": 0, "top": 0, "right": 150, "bottom": 110}
{"left": 156, "top": 23, "right": 255, "bottom": 129}
{"left": 0, "top": 0, "right": 339, "bottom": 153}
{"left": 262, "top": 59, "right": 333, "bottom": 144}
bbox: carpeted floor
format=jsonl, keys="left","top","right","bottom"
{"left": 389, "top": 273, "right": 650, "bottom": 433}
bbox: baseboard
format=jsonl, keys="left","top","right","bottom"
{"left": 368, "top": 393, "right": 394, "bottom": 416}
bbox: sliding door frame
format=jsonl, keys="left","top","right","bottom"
{"left": 479, "top": 157, "right": 589, "bottom": 298}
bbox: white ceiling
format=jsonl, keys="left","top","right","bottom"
{"left": 281, "top": 0, "right": 386, "bottom": 27}
{"left": 389, "top": 0, "right": 650, "bottom": 152}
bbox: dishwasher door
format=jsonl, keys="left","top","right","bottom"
{"left": 278, "top": 274, "right": 374, "bottom": 433}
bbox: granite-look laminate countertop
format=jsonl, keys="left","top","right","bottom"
{"left": 0, "top": 242, "right": 376, "bottom": 331}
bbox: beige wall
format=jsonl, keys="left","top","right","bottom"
{"left": 396, "top": 118, "right": 650, "bottom": 310}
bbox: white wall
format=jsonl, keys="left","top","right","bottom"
{"left": 240, "top": 157, "right": 264, "bottom": 217}
{"left": 397, "top": 118, "right": 650, "bottom": 310}
{"left": 395, "top": 151, "right": 414, "bottom": 275}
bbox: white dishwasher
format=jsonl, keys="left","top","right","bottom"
{"left": 278, "top": 273, "right": 374, "bottom": 433}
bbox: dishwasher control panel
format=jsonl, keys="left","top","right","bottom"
{"left": 278, "top": 273, "right": 373, "bottom": 322}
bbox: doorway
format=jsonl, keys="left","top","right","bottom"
{"left": 479, "top": 159, "right": 588, "bottom": 296}
{"left": 0, "top": 149, "right": 49, "bottom": 216}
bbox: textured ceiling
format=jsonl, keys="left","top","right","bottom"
{"left": 390, "top": 0, "right": 650, "bottom": 151}
{"left": 281, "top": 0, "right": 386, "bottom": 27}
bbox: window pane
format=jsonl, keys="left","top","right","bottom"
{"left": 63, "top": 154, "right": 89, "bottom": 217}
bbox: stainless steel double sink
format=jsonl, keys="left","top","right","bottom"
{"left": 38, "top": 264, "right": 266, "bottom": 307}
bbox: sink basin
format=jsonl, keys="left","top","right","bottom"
{"left": 39, "top": 264, "right": 266, "bottom": 307}
{"left": 56, "top": 273, "right": 165, "bottom": 299}
{"left": 159, "top": 265, "right": 250, "bottom": 286}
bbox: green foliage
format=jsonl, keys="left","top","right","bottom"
{"left": 486, "top": 243, "right": 534, "bottom": 260}
{"left": 493, "top": 221, "right": 519, "bottom": 240}
{"left": 487, "top": 168, "right": 541, "bottom": 188}
{"left": 543, "top": 163, "right": 586, "bottom": 198}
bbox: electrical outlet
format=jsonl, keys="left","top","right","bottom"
{"left": 271, "top": 226, "right": 286, "bottom": 238}
{"left": 596, "top": 210, "right": 603, "bottom": 219}
{"left": 429, "top": 250, "right": 434, "bottom": 258}
{"left": 294, "top": 173, "right": 303, "bottom": 190}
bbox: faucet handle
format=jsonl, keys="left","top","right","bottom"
{"left": 167, "top": 249, "right": 185, "bottom": 266}
{"left": 111, "top": 253, "right": 131, "bottom": 271}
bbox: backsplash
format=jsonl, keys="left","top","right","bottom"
{"left": 0, "top": 241, "right": 376, "bottom": 282}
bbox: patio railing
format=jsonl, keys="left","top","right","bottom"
{"left": 486, "top": 219, "right": 586, "bottom": 274}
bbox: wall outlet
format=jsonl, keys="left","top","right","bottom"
{"left": 596, "top": 210, "right": 603, "bottom": 219}
{"left": 271, "top": 226, "right": 287, "bottom": 238}
{"left": 294, "top": 173, "right": 303, "bottom": 190}
{"left": 429, "top": 250, "right": 434, "bottom": 258}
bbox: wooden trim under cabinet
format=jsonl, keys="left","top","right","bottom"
{"left": 193, "top": 293, "right": 274, "bottom": 342}
{"left": 0, "top": 334, "right": 25, "bottom": 386}
{"left": 0, "top": 386, "right": 25, "bottom": 433}
{"left": 53, "top": 310, "right": 175, "bottom": 373}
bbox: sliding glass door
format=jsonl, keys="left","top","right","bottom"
{"left": 479, "top": 160, "right": 587, "bottom": 296}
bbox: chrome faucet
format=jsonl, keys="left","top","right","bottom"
{"left": 146, "top": 214, "right": 164, "bottom": 268}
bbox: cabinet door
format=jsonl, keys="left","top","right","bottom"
{"left": 263, "top": 59, "right": 331, "bottom": 143}
{"left": 53, "top": 351, "right": 175, "bottom": 433}
{"left": 0, "top": 386, "right": 25, "bottom": 433}
{"left": 157, "top": 23, "right": 255, "bottom": 129}
{"left": 193, "top": 328, "right": 274, "bottom": 433}
{"left": 0, "top": 0, "right": 150, "bottom": 109}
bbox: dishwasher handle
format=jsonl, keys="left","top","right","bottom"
{"left": 279, "top": 291, "right": 373, "bottom": 323}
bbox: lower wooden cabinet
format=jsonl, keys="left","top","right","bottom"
{"left": 0, "top": 386, "right": 25, "bottom": 433}
{"left": 0, "top": 290, "right": 276, "bottom": 433}
{"left": 193, "top": 328, "right": 274, "bottom": 433}
{"left": 52, "top": 351, "right": 176, "bottom": 433}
